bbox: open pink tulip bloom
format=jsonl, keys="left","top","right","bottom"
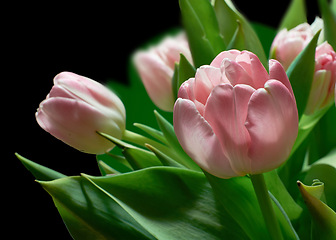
{"left": 174, "top": 50, "right": 298, "bottom": 178}
{"left": 36, "top": 72, "right": 126, "bottom": 154}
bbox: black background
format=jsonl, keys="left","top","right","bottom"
{"left": 6, "top": 1, "right": 320, "bottom": 239}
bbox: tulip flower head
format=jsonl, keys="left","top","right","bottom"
{"left": 133, "top": 33, "right": 192, "bottom": 112}
{"left": 174, "top": 50, "right": 298, "bottom": 178}
{"left": 306, "top": 42, "right": 336, "bottom": 115}
{"left": 36, "top": 72, "right": 126, "bottom": 154}
{"left": 270, "top": 19, "right": 323, "bottom": 70}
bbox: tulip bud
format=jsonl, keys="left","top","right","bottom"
{"left": 174, "top": 50, "right": 298, "bottom": 178}
{"left": 270, "top": 19, "right": 323, "bottom": 70}
{"left": 133, "top": 33, "right": 192, "bottom": 112}
{"left": 36, "top": 72, "right": 126, "bottom": 154}
{"left": 305, "top": 42, "right": 336, "bottom": 115}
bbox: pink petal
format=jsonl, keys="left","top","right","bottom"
{"left": 36, "top": 97, "right": 120, "bottom": 154}
{"left": 210, "top": 49, "right": 241, "bottom": 68}
{"left": 204, "top": 84, "right": 255, "bottom": 175}
{"left": 221, "top": 59, "right": 253, "bottom": 87}
{"left": 133, "top": 53, "right": 175, "bottom": 111}
{"left": 54, "top": 72, "right": 126, "bottom": 116}
{"left": 194, "top": 66, "right": 223, "bottom": 105}
{"left": 173, "top": 98, "right": 237, "bottom": 178}
{"left": 269, "top": 59, "right": 294, "bottom": 96}
{"left": 248, "top": 51, "right": 269, "bottom": 89}
{"left": 246, "top": 80, "right": 298, "bottom": 174}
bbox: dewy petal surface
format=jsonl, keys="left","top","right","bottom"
{"left": 204, "top": 84, "right": 255, "bottom": 175}
{"left": 245, "top": 80, "right": 298, "bottom": 173}
{"left": 174, "top": 98, "right": 237, "bottom": 178}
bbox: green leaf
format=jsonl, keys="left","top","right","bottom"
{"left": 179, "top": 0, "right": 226, "bottom": 67}
{"left": 213, "top": 0, "right": 268, "bottom": 68}
{"left": 39, "top": 176, "right": 155, "bottom": 240}
{"left": 297, "top": 181, "right": 336, "bottom": 240}
{"left": 264, "top": 170, "right": 302, "bottom": 221}
{"left": 318, "top": 0, "right": 336, "bottom": 50}
{"left": 97, "top": 152, "right": 133, "bottom": 175}
{"left": 332, "top": 0, "right": 336, "bottom": 16}
{"left": 226, "top": 21, "right": 245, "bottom": 50}
{"left": 16, "top": 153, "right": 66, "bottom": 181}
{"left": 145, "top": 144, "right": 186, "bottom": 169}
{"left": 205, "top": 173, "right": 298, "bottom": 240}
{"left": 84, "top": 167, "right": 247, "bottom": 240}
{"left": 133, "top": 122, "right": 167, "bottom": 145}
{"left": 278, "top": 0, "right": 307, "bottom": 31}
{"left": 304, "top": 150, "right": 336, "bottom": 211}
{"left": 308, "top": 106, "right": 336, "bottom": 165}
{"left": 286, "top": 30, "right": 320, "bottom": 118}
{"left": 122, "top": 147, "right": 162, "bottom": 170}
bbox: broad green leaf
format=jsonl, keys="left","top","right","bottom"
{"left": 84, "top": 167, "right": 247, "bottom": 240}
{"left": 264, "top": 170, "right": 302, "bottom": 221}
{"left": 304, "top": 149, "right": 336, "bottom": 211}
{"left": 297, "top": 181, "right": 336, "bottom": 240}
{"left": 39, "top": 176, "right": 155, "bottom": 240}
{"left": 179, "top": 0, "right": 226, "bottom": 67}
{"left": 16, "top": 153, "right": 66, "bottom": 181}
{"left": 213, "top": 0, "right": 268, "bottom": 68}
{"left": 205, "top": 173, "right": 298, "bottom": 240}
{"left": 278, "top": 0, "right": 307, "bottom": 31}
{"left": 318, "top": 0, "right": 336, "bottom": 50}
{"left": 286, "top": 30, "right": 320, "bottom": 118}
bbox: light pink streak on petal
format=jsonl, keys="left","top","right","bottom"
{"left": 246, "top": 80, "right": 298, "bottom": 174}
{"left": 174, "top": 98, "right": 237, "bottom": 178}
{"left": 204, "top": 84, "right": 255, "bottom": 175}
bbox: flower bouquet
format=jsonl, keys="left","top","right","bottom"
{"left": 16, "top": 0, "right": 336, "bottom": 239}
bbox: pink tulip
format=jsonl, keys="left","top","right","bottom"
{"left": 270, "top": 20, "right": 325, "bottom": 70}
{"left": 173, "top": 50, "right": 298, "bottom": 178}
{"left": 133, "top": 33, "right": 192, "bottom": 112}
{"left": 36, "top": 72, "right": 126, "bottom": 154}
{"left": 306, "top": 42, "right": 336, "bottom": 114}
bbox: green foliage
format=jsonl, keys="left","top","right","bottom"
{"left": 179, "top": 0, "right": 225, "bottom": 67}
{"left": 17, "top": 0, "right": 336, "bottom": 239}
{"left": 278, "top": 0, "right": 307, "bottom": 31}
{"left": 213, "top": 0, "right": 268, "bottom": 68}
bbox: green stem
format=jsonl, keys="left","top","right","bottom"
{"left": 250, "top": 174, "right": 283, "bottom": 240}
